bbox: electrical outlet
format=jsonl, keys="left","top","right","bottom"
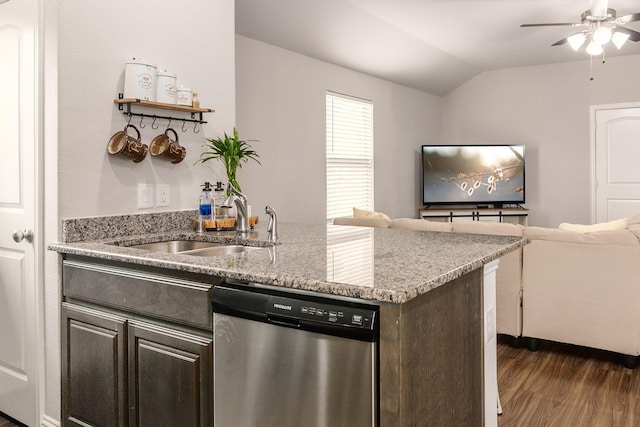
{"left": 157, "top": 184, "right": 170, "bottom": 207}
{"left": 137, "top": 183, "right": 154, "bottom": 209}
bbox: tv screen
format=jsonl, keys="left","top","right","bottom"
{"left": 422, "top": 145, "right": 525, "bottom": 206}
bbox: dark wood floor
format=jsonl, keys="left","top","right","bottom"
{"left": 497, "top": 337, "right": 640, "bottom": 426}
{"left": 0, "top": 413, "right": 22, "bottom": 427}
{"left": 2, "top": 339, "right": 638, "bottom": 427}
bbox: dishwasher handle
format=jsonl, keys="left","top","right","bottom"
{"left": 267, "top": 314, "right": 301, "bottom": 329}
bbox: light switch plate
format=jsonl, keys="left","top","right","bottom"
{"left": 157, "top": 184, "right": 170, "bottom": 207}
{"left": 138, "top": 183, "right": 154, "bottom": 209}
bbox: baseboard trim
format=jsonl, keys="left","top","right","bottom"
{"left": 40, "top": 414, "right": 60, "bottom": 427}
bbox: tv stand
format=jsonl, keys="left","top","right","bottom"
{"left": 419, "top": 207, "right": 528, "bottom": 226}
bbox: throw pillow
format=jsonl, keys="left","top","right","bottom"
{"left": 353, "top": 207, "right": 391, "bottom": 221}
{"left": 559, "top": 218, "right": 628, "bottom": 233}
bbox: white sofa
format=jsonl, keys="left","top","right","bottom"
{"left": 334, "top": 215, "right": 640, "bottom": 368}
{"left": 522, "top": 223, "right": 640, "bottom": 367}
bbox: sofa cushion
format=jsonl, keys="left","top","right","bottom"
{"left": 628, "top": 224, "right": 640, "bottom": 241}
{"left": 451, "top": 221, "right": 524, "bottom": 237}
{"left": 353, "top": 207, "right": 391, "bottom": 221}
{"left": 333, "top": 216, "right": 390, "bottom": 228}
{"left": 628, "top": 214, "right": 640, "bottom": 226}
{"left": 390, "top": 218, "right": 452, "bottom": 232}
{"left": 559, "top": 218, "right": 628, "bottom": 233}
{"left": 525, "top": 226, "right": 640, "bottom": 247}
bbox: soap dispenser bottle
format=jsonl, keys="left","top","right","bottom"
{"left": 199, "top": 182, "right": 214, "bottom": 225}
{"left": 213, "top": 181, "right": 226, "bottom": 217}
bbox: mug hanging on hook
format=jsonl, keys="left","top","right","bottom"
{"left": 107, "top": 124, "right": 148, "bottom": 163}
{"left": 150, "top": 127, "right": 186, "bottom": 164}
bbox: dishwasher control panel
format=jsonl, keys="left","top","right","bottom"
{"left": 267, "top": 296, "right": 375, "bottom": 331}
{"left": 213, "top": 283, "right": 379, "bottom": 341}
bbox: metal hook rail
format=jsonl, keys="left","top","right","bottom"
{"left": 115, "top": 93, "right": 214, "bottom": 132}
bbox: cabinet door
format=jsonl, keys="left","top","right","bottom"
{"left": 61, "top": 303, "right": 127, "bottom": 427}
{"left": 128, "top": 321, "right": 212, "bottom": 427}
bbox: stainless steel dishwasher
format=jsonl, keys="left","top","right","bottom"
{"left": 213, "top": 282, "right": 379, "bottom": 427}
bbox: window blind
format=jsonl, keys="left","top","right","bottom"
{"left": 326, "top": 92, "right": 374, "bottom": 220}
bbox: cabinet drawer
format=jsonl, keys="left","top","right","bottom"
{"left": 63, "top": 260, "right": 213, "bottom": 330}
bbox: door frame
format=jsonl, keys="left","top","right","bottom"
{"left": 589, "top": 101, "right": 640, "bottom": 223}
{"left": 41, "top": 0, "right": 60, "bottom": 424}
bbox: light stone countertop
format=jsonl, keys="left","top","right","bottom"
{"left": 49, "top": 211, "right": 525, "bottom": 304}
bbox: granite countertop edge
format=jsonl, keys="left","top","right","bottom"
{"left": 49, "top": 232, "right": 525, "bottom": 304}
{"left": 50, "top": 213, "right": 526, "bottom": 304}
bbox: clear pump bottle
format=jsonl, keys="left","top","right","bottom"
{"left": 213, "top": 181, "right": 226, "bottom": 218}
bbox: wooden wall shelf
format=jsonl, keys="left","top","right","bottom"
{"left": 114, "top": 94, "right": 215, "bottom": 127}
{"left": 114, "top": 98, "right": 214, "bottom": 114}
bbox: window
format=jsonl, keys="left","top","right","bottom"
{"left": 326, "top": 92, "right": 374, "bottom": 220}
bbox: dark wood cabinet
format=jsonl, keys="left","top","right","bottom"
{"left": 61, "top": 257, "right": 214, "bottom": 427}
{"left": 62, "top": 304, "right": 127, "bottom": 427}
{"left": 128, "top": 321, "right": 212, "bottom": 427}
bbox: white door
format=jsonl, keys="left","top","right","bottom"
{"left": 593, "top": 107, "right": 640, "bottom": 223}
{"left": 0, "top": 0, "right": 40, "bottom": 425}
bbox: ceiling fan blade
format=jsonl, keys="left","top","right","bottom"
{"left": 591, "top": 0, "right": 609, "bottom": 17}
{"left": 552, "top": 37, "right": 569, "bottom": 46}
{"left": 521, "top": 22, "right": 579, "bottom": 27}
{"left": 618, "top": 13, "right": 640, "bottom": 24}
{"left": 615, "top": 26, "right": 640, "bottom": 42}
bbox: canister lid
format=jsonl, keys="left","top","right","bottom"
{"left": 156, "top": 69, "right": 176, "bottom": 78}
{"left": 126, "top": 57, "right": 157, "bottom": 68}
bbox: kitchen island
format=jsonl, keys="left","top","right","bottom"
{"left": 51, "top": 211, "right": 525, "bottom": 426}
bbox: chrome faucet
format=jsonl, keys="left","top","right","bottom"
{"left": 265, "top": 205, "right": 278, "bottom": 243}
{"left": 225, "top": 183, "right": 249, "bottom": 233}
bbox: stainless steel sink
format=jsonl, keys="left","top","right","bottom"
{"left": 130, "top": 240, "right": 220, "bottom": 253}
{"left": 180, "top": 245, "right": 263, "bottom": 257}
{"left": 126, "top": 240, "right": 264, "bottom": 257}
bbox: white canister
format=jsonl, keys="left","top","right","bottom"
{"left": 155, "top": 69, "right": 177, "bottom": 104}
{"left": 123, "top": 58, "right": 157, "bottom": 101}
{"left": 176, "top": 86, "right": 193, "bottom": 106}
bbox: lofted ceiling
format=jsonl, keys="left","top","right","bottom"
{"left": 235, "top": 0, "right": 640, "bottom": 96}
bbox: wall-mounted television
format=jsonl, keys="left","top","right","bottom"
{"left": 421, "top": 145, "right": 525, "bottom": 207}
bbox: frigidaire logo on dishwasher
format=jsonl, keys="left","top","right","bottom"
{"left": 273, "top": 303, "right": 292, "bottom": 311}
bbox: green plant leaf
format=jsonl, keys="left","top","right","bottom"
{"left": 196, "top": 127, "right": 261, "bottom": 192}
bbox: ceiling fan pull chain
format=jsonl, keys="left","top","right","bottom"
{"left": 590, "top": 54, "right": 594, "bottom": 81}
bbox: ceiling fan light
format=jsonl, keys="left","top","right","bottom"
{"left": 612, "top": 31, "right": 630, "bottom": 49}
{"left": 586, "top": 40, "right": 604, "bottom": 55}
{"left": 593, "top": 26, "right": 613, "bottom": 45}
{"left": 567, "top": 33, "right": 587, "bottom": 51}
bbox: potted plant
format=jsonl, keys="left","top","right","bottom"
{"left": 197, "top": 127, "right": 260, "bottom": 193}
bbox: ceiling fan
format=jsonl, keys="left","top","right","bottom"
{"left": 521, "top": 0, "right": 640, "bottom": 55}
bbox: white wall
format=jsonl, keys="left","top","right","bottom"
{"left": 58, "top": 0, "right": 236, "bottom": 219}
{"left": 48, "top": 1, "right": 235, "bottom": 423}
{"left": 235, "top": 35, "right": 442, "bottom": 222}
{"left": 442, "top": 54, "right": 640, "bottom": 227}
